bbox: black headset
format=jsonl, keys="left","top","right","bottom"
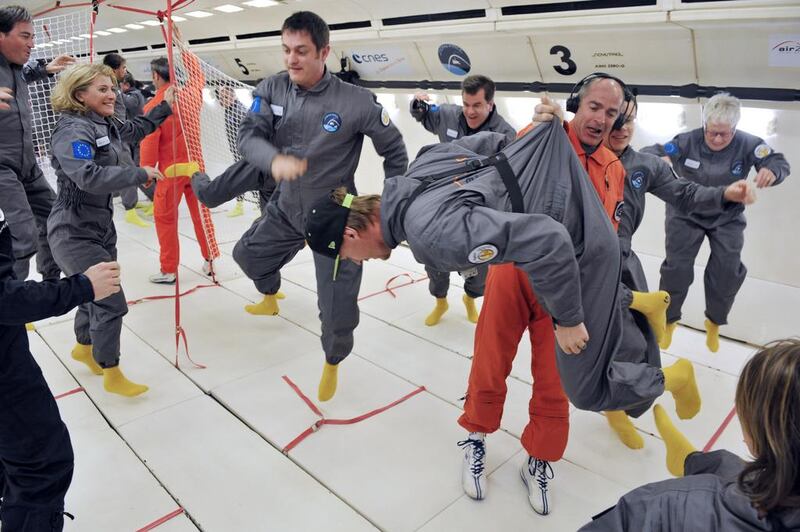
{"left": 565, "top": 72, "right": 633, "bottom": 132}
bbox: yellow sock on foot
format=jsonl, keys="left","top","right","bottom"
{"left": 605, "top": 410, "right": 644, "bottom": 449}
{"left": 705, "top": 319, "right": 720, "bottom": 353}
{"left": 245, "top": 294, "right": 279, "bottom": 315}
{"left": 103, "top": 366, "right": 148, "bottom": 397}
{"left": 660, "top": 321, "right": 678, "bottom": 350}
{"left": 227, "top": 200, "right": 244, "bottom": 218}
{"left": 630, "top": 290, "right": 670, "bottom": 345}
{"left": 25, "top": 322, "right": 35, "bottom": 331}
{"left": 318, "top": 362, "right": 338, "bottom": 402}
{"left": 71, "top": 343, "right": 103, "bottom": 375}
{"left": 663, "top": 358, "right": 701, "bottom": 420}
{"left": 653, "top": 404, "right": 696, "bottom": 477}
{"left": 276, "top": 291, "right": 286, "bottom": 300}
{"left": 124, "top": 208, "right": 151, "bottom": 228}
{"left": 135, "top": 202, "right": 154, "bottom": 216}
{"left": 425, "top": 297, "right": 449, "bottom": 326}
{"left": 462, "top": 294, "right": 479, "bottom": 324}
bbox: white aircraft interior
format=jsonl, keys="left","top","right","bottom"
{"left": 9, "top": 0, "right": 800, "bottom": 530}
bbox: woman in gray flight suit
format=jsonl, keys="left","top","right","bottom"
{"left": 47, "top": 63, "right": 171, "bottom": 397}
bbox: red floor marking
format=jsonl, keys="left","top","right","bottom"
{"left": 136, "top": 507, "right": 185, "bottom": 532}
{"left": 702, "top": 405, "right": 737, "bottom": 452}
{"left": 54, "top": 387, "right": 84, "bottom": 400}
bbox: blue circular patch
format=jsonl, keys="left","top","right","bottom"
{"left": 322, "top": 112, "right": 341, "bottom": 133}
{"left": 437, "top": 43, "right": 471, "bottom": 76}
{"left": 631, "top": 170, "right": 645, "bottom": 189}
{"left": 664, "top": 142, "right": 678, "bottom": 155}
{"left": 731, "top": 161, "right": 744, "bottom": 176}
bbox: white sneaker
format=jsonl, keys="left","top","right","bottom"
{"left": 202, "top": 260, "right": 213, "bottom": 276}
{"left": 458, "top": 433, "right": 487, "bottom": 500}
{"left": 149, "top": 271, "right": 176, "bottom": 284}
{"left": 520, "top": 457, "right": 554, "bottom": 515}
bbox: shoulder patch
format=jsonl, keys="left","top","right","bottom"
{"left": 731, "top": 160, "right": 744, "bottom": 176}
{"left": 614, "top": 200, "right": 625, "bottom": 222}
{"left": 754, "top": 143, "right": 772, "bottom": 159}
{"left": 663, "top": 142, "right": 679, "bottom": 156}
{"left": 380, "top": 106, "right": 390, "bottom": 127}
{"left": 250, "top": 96, "right": 261, "bottom": 113}
{"left": 322, "top": 112, "right": 342, "bottom": 133}
{"left": 630, "top": 169, "right": 646, "bottom": 189}
{"left": 71, "top": 141, "right": 93, "bottom": 160}
{"left": 468, "top": 244, "right": 498, "bottom": 264}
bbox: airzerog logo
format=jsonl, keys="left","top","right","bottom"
{"left": 352, "top": 53, "right": 389, "bottom": 64}
{"left": 772, "top": 40, "right": 800, "bottom": 53}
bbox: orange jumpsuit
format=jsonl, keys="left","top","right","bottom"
{"left": 140, "top": 53, "right": 210, "bottom": 274}
{"left": 458, "top": 120, "right": 625, "bottom": 460}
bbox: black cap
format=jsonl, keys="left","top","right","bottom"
{"left": 305, "top": 191, "right": 355, "bottom": 278}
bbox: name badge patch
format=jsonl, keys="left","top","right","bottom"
{"left": 270, "top": 103, "right": 284, "bottom": 117}
{"left": 446, "top": 128, "right": 458, "bottom": 139}
{"left": 468, "top": 244, "right": 497, "bottom": 264}
{"left": 96, "top": 136, "right": 110, "bottom": 147}
{"left": 684, "top": 158, "right": 700, "bottom": 169}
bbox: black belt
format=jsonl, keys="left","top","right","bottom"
{"left": 397, "top": 151, "right": 524, "bottom": 227}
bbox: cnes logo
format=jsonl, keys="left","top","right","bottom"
{"left": 352, "top": 53, "right": 389, "bottom": 64}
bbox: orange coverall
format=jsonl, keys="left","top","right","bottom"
{"left": 458, "top": 120, "right": 625, "bottom": 460}
{"left": 140, "top": 52, "right": 210, "bottom": 274}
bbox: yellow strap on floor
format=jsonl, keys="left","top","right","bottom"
{"left": 163, "top": 161, "right": 200, "bottom": 178}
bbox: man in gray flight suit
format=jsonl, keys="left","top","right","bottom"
{"left": 642, "top": 92, "right": 790, "bottom": 352}
{"left": 306, "top": 122, "right": 701, "bottom": 418}
{"left": 410, "top": 74, "right": 516, "bottom": 325}
{"left": 235, "top": 11, "right": 408, "bottom": 402}
{"left": 0, "top": 5, "right": 74, "bottom": 281}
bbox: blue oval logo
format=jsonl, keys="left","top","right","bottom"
{"left": 438, "top": 43, "right": 471, "bottom": 76}
{"left": 631, "top": 170, "right": 645, "bottom": 189}
{"left": 664, "top": 142, "right": 678, "bottom": 155}
{"left": 322, "top": 112, "right": 341, "bottom": 133}
{"left": 731, "top": 161, "right": 744, "bottom": 176}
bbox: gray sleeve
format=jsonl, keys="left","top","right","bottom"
{"left": 362, "top": 94, "right": 409, "bottom": 178}
{"left": 469, "top": 206, "right": 584, "bottom": 326}
{"left": 649, "top": 158, "right": 725, "bottom": 215}
{"left": 617, "top": 177, "right": 636, "bottom": 259}
{"left": 641, "top": 134, "right": 681, "bottom": 166}
{"left": 191, "top": 160, "right": 265, "bottom": 208}
{"left": 409, "top": 98, "right": 441, "bottom": 136}
{"left": 748, "top": 137, "right": 791, "bottom": 186}
{"left": 115, "top": 101, "right": 172, "bottom": 145}
{"left": 21, "top": 59, "right": 50, "bottom": 83}
{"left": 684, "top": 450, "right": 745, "bottom": 479}
{"left": 51, "top": 121, "right": 147, "bottom": 194}
{"left": 237, "top": 81, "right": 280, "bottom": 173}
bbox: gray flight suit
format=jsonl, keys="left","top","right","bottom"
{"left": 191, "top": 160, "right": 276, "bottom": 212}
{"left": 236, "top": 69, "right": 408, "bottom": 365}
{"left": 643, "top": 129, "right": 790, "bottom": 324}
{"left": 381, "top": 123, "right": 665, "bottom": 413}
{"left": 0, "top": 55, "right": 60, "bottom": 281}
{"left": 113, "top": 86, "right": 165, "bottom": 208}
{"left": 47, "top": 103, "right": 171, "bottom": 367}
{"left": 580, "top": 449, "right": 800, "bottom": 531}
{"left": 410, "top": 101, "right": 518, "bottom": 299}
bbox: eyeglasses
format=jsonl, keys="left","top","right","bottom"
{"left": 704, "top": 127, "right": 735, "bottom": 141}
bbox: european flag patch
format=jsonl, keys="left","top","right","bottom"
{"left": 250, "top": 96, "right": 261, "bottom": 113}
{"left": 71, "top": 141, "right": 93, "bottom": 160}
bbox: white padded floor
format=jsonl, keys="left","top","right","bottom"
{"left": 25, "top": 198, "right": 755, "bottom": 531}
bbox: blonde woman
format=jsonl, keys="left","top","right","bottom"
{"left": 47, "top": 63, "right": 172, "bottom": 396}
{"left": 581, "top": 339, "right": 800, "bottom": 531}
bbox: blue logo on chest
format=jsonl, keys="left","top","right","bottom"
{"left": 322, "top": 112, "right": 342, "bottom": 133}
{"left": 731, "top": 161, "right": 744, "bottom": 176}
{"left": 630, "top": 170, "right": 645, "bottom": 190}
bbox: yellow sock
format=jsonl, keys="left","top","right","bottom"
{"left": 135, "top": 202, "right": 154, "bottom": 216}
{"left": 660, "top": 321, "right": 678, "bottom": 350}
{"left": 103, "top": 366, "right": 148, "bottom": 397}
{"left": 425, "top": 297, "right": 449, "bottom": 326}
{"left": 276, "top": 291, "right": 286, "bottom": 300}
{"left": 663, "top": 358, "right": 701, "bottom": 420}
{"left": 653, "top": 404, "right": 696, "bottom": 477}
{"left": 462, "top": 294, "right": 479, "bottom": 324}
{"left": 318, "top": 362, "right": 338, "bottom": 402}
{"left": 124, "top": 208, "right": 151, "bottom": 228}
{"left": 705, "top": 319, "right": 720, "bottom": 353}
{"left": 245, "top": 294, "right": 279, "bottom": 316}
{"left": 605, "top": 410, "right": 644, "bottom": 449}
{"left": 25, "top": 323, "right": 35, "bottom": 331}
{"left": 71, "top": 343, "right": 103, "bottom": 375}
{"left": 227, "top": 200, "right": 244, "bottom": 218}
{"left": 630, "top": 290, "right": 670, "bottom": 345}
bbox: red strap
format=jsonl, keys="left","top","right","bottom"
{"left": 54, "top": 387, "right": 84, "bottom": 400}
{"left": 281, "top": 375, "right": 425, "bottom": 453}
{"left": 135, "top": 507, "right": 185, "bottom": 532}
{"left": 126, "top": 282, "right": 217, "bottom": 306}
{"left": 358, "top": 273, "right": 428, "bottom": 302}
{"left": 105, "top": 3, "right": 160, "bottom": 17}
{"left": 702, "top": 405, "right": 737, "bottom": 452}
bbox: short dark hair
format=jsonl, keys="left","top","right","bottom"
{"left": 150, "top": 57, "right": 170, "bottom": 83}
{"left": 281, "top": 11, "right": 329, "bottom": 52}
{"left": 462, "top": 75, "right": 495, "bottom": 102}
{"left": 121, "top": 72, "right": 135, "bottom": 87}
{"left": 102, "top": 52, "right": 126, "bottom": 70}
{"left": 0, "top": 5, "right": 32, "bottom": 34}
